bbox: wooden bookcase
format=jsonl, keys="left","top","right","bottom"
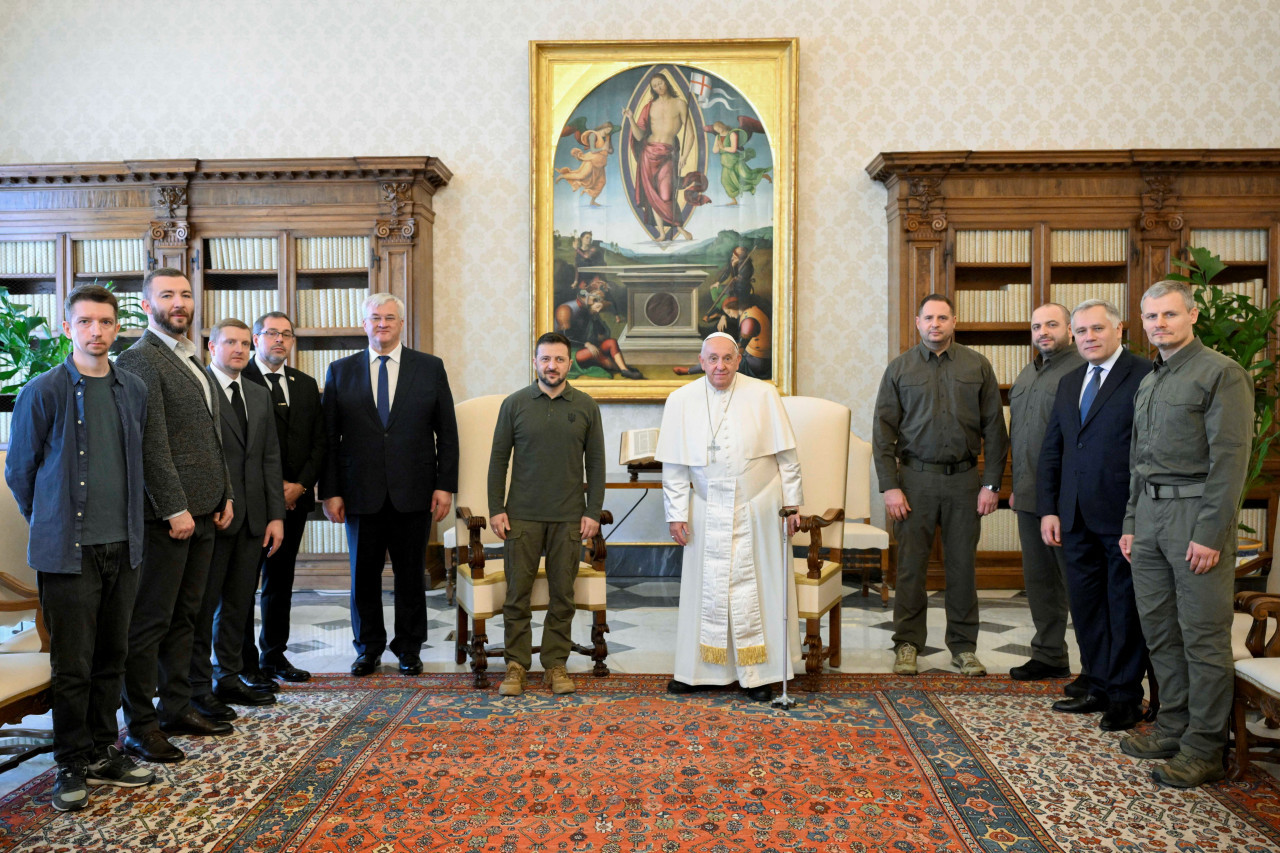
{"left": 0, "top": 158, "right": 451, "bottom": 586}
{"left": 867, "top": 149, "right": 1280, "bottom": 589}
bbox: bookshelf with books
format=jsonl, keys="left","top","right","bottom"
{"left": 868, "top": 149, "right": 1280, "bottom": 589}
{"left": 0, "top": 157, "right": 451, "bottom": 589}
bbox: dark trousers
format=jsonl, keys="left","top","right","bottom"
{"left": 891, "top": 466, "right": 981, "bottom": 654}
{"left": 38, "top": 542, "right": 138, "bottom": 766}
{"left": 1061, "top": 523, "right": 1147, "bottom": 706}
{"left": 245, "top": 504, "right": 308, "bottom": 667}
{"left": 1015, "top": 509, "right": 1071, "bottom": 667}
{"left": 121, "top": 515, "right": 215, "bottom": 733}
{"left": 502, "top": 519, "right": 580, "bottom": 670}
{"left": 345, "top": 499, "right": 429, "bottom": 658}
{"left": 191, "top": 523, "right": 263, "bottom": 696}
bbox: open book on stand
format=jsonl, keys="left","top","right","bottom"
{"left": 619, "top": 428, "right": 662, "bottom": 480}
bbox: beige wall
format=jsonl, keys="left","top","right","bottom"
{"left": 4, "top": 0, "right": 1280, "bottom": 526}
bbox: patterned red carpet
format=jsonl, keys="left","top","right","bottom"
{"left": 1, "top": 673, "right": 1279, "bottom": 851}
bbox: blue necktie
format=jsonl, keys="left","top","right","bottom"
{"left": 376, "top": 355, "right": 390, "bottom": 428}
{"left": 1080, "top": 365, "right": 1102, "bottom": 421}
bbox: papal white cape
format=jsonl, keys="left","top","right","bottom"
{"left": 655, "top": 375, "right": 803, "bottom": 687}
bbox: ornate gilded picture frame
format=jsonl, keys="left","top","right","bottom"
{"left": 531, "top": 39, "right": 798, "bottom": 402}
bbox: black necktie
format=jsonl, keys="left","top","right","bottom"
{"left": 230, "top": 379, "right": 249, "bottom": 437}
{"left": 267, "top": 373, "right": 288, "bottom": 413}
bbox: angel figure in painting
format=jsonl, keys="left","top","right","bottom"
{"left": 623, "top": 73, "right": 696, "bottom": 242}
{"left": 709, "top": 118, "right": 772, "bottom": 205}
{"left": 555, "top": 119, "right": 617, "bottom": 206}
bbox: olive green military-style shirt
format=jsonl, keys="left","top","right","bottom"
{"left": 1008, "top": 347, "right": 1085, "bottom": 504}
{"left": 1122, "top": 338, "right": 1253, "bottom": 551}
{"left": 872, "top": 342, "right": 1009, "bottom": 492}
{"left": 487, "top": 383, "right": 606, "bottom": 523}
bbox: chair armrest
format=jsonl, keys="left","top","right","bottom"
{"left": 1236, "top": 550, "right": 1272, "bottom": 578}
{"left": 454, "top": 506, "right": 489, "bottom": 578}
{"left": 1240, "top": 593, "right": 1280, "bottom": 658}
{"left": 0, "top": 573, "right": 36, "bottom": 599}
{"left": 797, "top": 508, "right": 846, "bottom": 579}
{"left": 584, "top": 510, "right": 614, "bottom": 572}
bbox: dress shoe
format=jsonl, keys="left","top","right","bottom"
{"left": 351, "top": 654, "right": 379, "bottom": 677}
{"left": 1099, "top": 703, "right": 1142, "bottom": 732}
{"left": 159, "top": 708, "right": 234, "bottom": 737}
{"left": 1063, "top": 674, "right": 1090, "bottom": 698}
{"left": 1052, "top": 694, "right": 1109, "bottom": 714}
{"left": 123, "top": 730, "right": 185, "bottom": 763}
{"left": 399, "top": 655, "right": 423, "bottom": 676}
{"left": 666, "top": 679, "right": 709, "bottom": 694}
{"left": 1009, "top": 659, "right": 1071, "bottom": 681}
{"left": 262, "top": 658, "right": 311, "bottom": 682}
{"left": 241, "top": 670, "right": 280, "bottom": 692}
{"left": 214, "top": 679, "right": 277, "bottom": 707}
{"left": 191, "top": 693, "right": 238, "bottom": 722}
{"left": 743, "top": 684, "right": 773, "bottom": 702}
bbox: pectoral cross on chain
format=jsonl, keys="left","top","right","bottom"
{"left": 708, "top": 439, "right": 721, "bottom": 463}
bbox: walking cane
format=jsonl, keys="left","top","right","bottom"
{"left": 773, "top": 507, "right": 799, "bottom": 709}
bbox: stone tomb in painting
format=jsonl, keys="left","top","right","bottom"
{"left": 597, "top": 263, "right": 714, "bottom": 365}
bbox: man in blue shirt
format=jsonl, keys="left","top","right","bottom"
{"left": 5, "top": 284, "right": 155, "bottom": 811}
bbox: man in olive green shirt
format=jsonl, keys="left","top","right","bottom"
{"left": 488, "top": 332, "right": 606, "bottom": 697}
{"left": 1008, "top": 303, "right": 1083, "bottom": 683}
{"left": 873, "top": 293, "right": 1009, "bottom": 677}
{"left": 1119, "top": 280, "right": 1252, "bottom": 788}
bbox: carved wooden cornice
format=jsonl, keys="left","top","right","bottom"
{"left": 1139, "top": 172, "right": 1183, "bottom": 232}
{"left": 375, "top": 181, "right": 417, "bottom": 242}
{"left": 0, "top": 157, "right": 453, "bottom": 191}
{"left": 866, "top": 149, "right": 1280, "bottom": 183}
{"left": 149, "top": 219, "right": 190, "bottom": 246}
{"left": 904, "top": 176, "right": 947, "bottom": 233}
{"left": 155, "top": 186, "right": 187, "bottom": 219}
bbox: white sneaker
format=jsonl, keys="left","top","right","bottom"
{"left": 893, "top": 644, "right": 918, "bottom": 675}
{"left": 952, "top": 652, "right": 987, "bottom": 676}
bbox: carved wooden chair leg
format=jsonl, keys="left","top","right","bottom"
{"left": 454, "top": 606, "right": 469, "bottom": 665}
{"left": 471, "top": 617, "right": 489, "bottom": 689}
{"left": 591, "top": 611, "right": 610, "bottom": 677}
{"left": 1230, "top": 686, "right": 1251, "bottom": 780}
{"left": 828, "top": 602, "right": 841, "bottom": 669}
{"left": 879, "top": 551, "right": 891, "bottom": 608}
{"left": 444, "top": 546, "right": 457, "bottom": 607}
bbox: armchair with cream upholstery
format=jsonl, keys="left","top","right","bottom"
{"left": 780, "top": 397, "right": 850, "bottom": 682}
{"left": 843, "top": 433, "right": 892, "bottom": 606}
{"left": 451, "top": 395, "right": 612, "bottom": 689}
{"left": 1229, "top": 590, "right": 1280, "bottom": 778}
{"left": 0, "top": 449, "right": 53, "bottom": 772}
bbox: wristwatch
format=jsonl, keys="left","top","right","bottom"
{"left": 982, "top": 484, "right": 998, "bottom": 492}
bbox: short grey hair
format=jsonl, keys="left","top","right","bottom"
{"left": 1140, "top": 280, "right": 1195, "bottom": 312}
{"left": 1071, "top": 299, "right": 1123, "bottom": 327}
{"left": 362, "top": 292, "right": 405, "bottom": 319}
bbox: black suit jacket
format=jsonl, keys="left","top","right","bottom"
{"left": 1037, "top": 349, "right": 1153, "bottom": 535}
{"left": 209, "top": 368, "right": 287, "bottom": 537}
{"left": 242, "top": 360, "right": 326, "bottom": 513}
{"left": 318, "top": 346, "right": 459, "bottom": 515}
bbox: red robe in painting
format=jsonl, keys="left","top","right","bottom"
{"left": 631, "top": 100, "right": 677, "bottom": 227}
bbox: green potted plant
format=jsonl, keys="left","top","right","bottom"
{"left": 1166, "top": 245, "right": 1280, "bottom": 553}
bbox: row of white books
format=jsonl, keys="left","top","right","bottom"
{"left": 297, "top": 236, "right": 370, "bottom": 271}
{"left": 296, "top": 288, "right": 368, "bottom": 328}
{"left": 207, "top": 237, "right": 279, "bottom": 271}
{"left": 1049, "top": 283, "right": 1128, "bottom": 316}
{"left": 1196, "top": 278, "right": 1267, "bottom": 307}
{"left": 968, "top": 344, "right": 1030, "bottom": 386}
{"left": 955, "top": 284, "right": 1031, "bottom": 323}
{"left": 5, "top": 292, "right": 60, "bottom": 325}
{"left": 0, "top": 241, "right": 56, "bottom": 275}
{"left": 74, "top": 239, "right": 146, "bottom": 274}
{"left": 295, "top": 349, "right": 360, "bottom": 386}
{"left": 0, "top": 412, "right": 10, "bottom": 444}
{"left": 955, "top": 230, "right": 1032, "bottom": 264}
{"left": 978, "top": 509, "right": 1020, "bottom": 551}
{"left": 1190, "top": 229, "right": 1268, "bottom": 263}
{"left": 301, "top": 520, "right": 348, "bottom": 555}
{"left": 203, "top": 289, "right": 279, "bottom": 326}
{"left": 1049, "top": 229, "right": 1128, "bottom": 263}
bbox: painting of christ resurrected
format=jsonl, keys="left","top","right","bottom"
{"left": 533, "top": 41, "right": 797, "bottom": 402}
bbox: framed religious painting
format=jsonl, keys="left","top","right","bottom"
{"left": 531, "top": 39, "right": 798, "bottom": 402}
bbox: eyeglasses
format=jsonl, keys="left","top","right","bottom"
{"left": 260, "top": 330, "right": 295, "bottom": 340}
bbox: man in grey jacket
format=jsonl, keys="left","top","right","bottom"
{"left": 116, "top": 269, "right": 236, "bottom": 764}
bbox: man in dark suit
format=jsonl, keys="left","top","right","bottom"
{"left": 240, "top": 311, "right": 325, "bottom": 684}
{"left": 320, "top": 292, "right": 459, "bottom": 677}
{"left": 116, "top": 269, "right": 236, "bottom": 763}
{"left": 1037, "top": 299, "right": 1153, "bottom": 731}
{"left": 190, "top": 319, "right": 286, "bottom": 721}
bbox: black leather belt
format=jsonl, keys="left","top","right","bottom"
{"left": 901, "top": 458, "right": 975, "bottom": 475}
{"left": 1144, "top": 482, "right": 1206, "bottom": 499}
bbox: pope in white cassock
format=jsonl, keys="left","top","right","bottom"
{"left": 656, "top": 333, "right": 803, "bottom": 702}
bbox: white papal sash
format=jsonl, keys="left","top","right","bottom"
{"left": 698, "top": 476, "right": 768, "bottom": 666}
